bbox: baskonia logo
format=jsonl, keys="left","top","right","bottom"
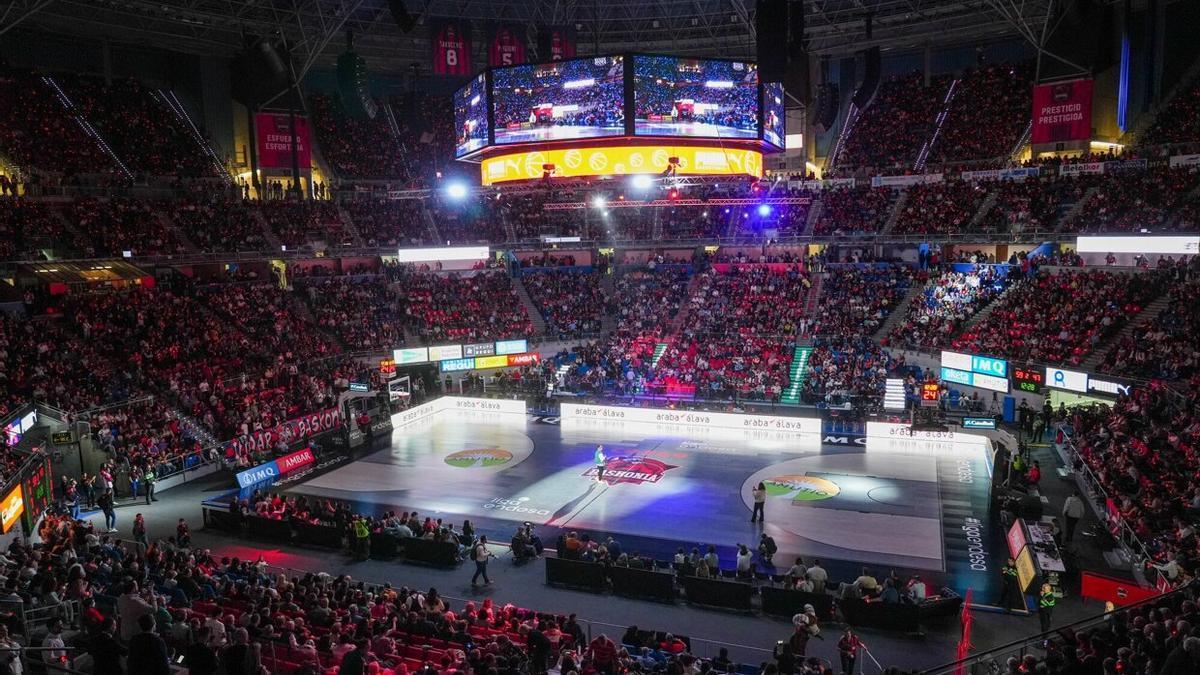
{"left": 763, "top": 475, "right": 841, "bottom": 502}
{"left": 444, "top": 448, "right": 513, "bottom": 468}
{"left": 583, "top": 456, "right": 678, "bottom": 486}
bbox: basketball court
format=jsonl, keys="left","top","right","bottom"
{"left": 282, "top": 404, "right": 1002, "bottom": 596}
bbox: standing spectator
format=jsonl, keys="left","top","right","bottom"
{"left": 128, "top": 614, "right": 170, "bottom": 675}
{"left": 471, "top": 536, "right": 494, "bottom": 587}
{"left": 132, "top": 513, "right": 148, "bottom": 548}
{"left": 90, "top": 617, "right": 126, "bottom": 675}
{"left": 1062, "top": 490, "right": 1086, "bottom": 543}
{"left": 588, "top": 633, "right": 618, "bottom": 675}
{"left": 42, "top": 618, "right": 67, "bottom": 673}
{"left": 117, "top": 582, "right": 153, "bottom": 641}
{"left": 751, "top": 481, "right": 766, "bottom": 523}
{"left": 0, "top": 625, "right": 20, "bottom": 675}
{"left": 837, "top": 627, "right": 864, "bottom": 675}
{"left": 143, "top": 465, "right": 157, "bottom": 503}
{"left": 98, "top": 490, "right": 116, "bottom": 533}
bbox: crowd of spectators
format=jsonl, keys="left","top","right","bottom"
{"left": 952, "top": 269, "right": 1167, "bottom": 365}
{"left": 977, "top": 175, "right": 1082, "bottom": 234}
{"left": 890, "top": 180, "right": 989, "bottom": 235}
{"left": 0, "top": 197, "right": 88, "bottom": 260}
{"left": 521, "top": 271, "right": 606, "bottom": 338}
{"left": 653, "top": 267, "right": 810, "bottom": 400}
{"left": 810, "top": 265, "right": 914, "bottom": 338}
{"left": 308, "top": 94, "right": 409, "bottom": 180}
{"left": 60, "top": 74, "right": 219, "bottom": 178}
{"left": 802, "top": 336, "right": 901, "bottom": 407}
{"left": 68, "top": 197, "right": 186, "bottom": 257}
{"left": 349, "top": 198, "right": 429, "bottom": 248}
{"left": 163, "top": 197, "right": 267, "bottom": 252}
{"left": 837, "top": 72, "right": 952, "bottom": 171}
{"left": 812, "top": 186, "right": 894, "bottom": 236}
{"left": 302, "top": 277, "right": 406, "bottom": 351}
{"left": 931, "top": 63, "right": 1033, "bottom": 163}
{"left": 884, "top": 266, "right": 1014, "bottom": 351}
{"left": 0, "top": 64, "right": 111, "bottom": 176}
{"left": 261, "top": 201, "right": 352, "bottom": 248}
{"left": 396, "top": 271, "right": 534, "bottom": 344}
{"left": 1101, "top": 278, "right": 1200, "bottom": 380}
{"left": 1063, "top": 168, "right": 1198, "bottom": 233}
{"left": 1141, "top": 74, "right": 1200, "bottom": 146}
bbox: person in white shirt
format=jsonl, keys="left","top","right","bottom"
{"left": 43, "top": 619, "right": 67, "bottom": 673}
{"left": 907, "top": 575, "right": 928, "bottom": 602}
{"left": 807, "top": 560, "right": 828, "bottom": 594}
{"left": 735, "top": 545, "right": 753, "bottom": 576}
{"left": 1062, "top": 491, "right": 1087, "bottom": 542}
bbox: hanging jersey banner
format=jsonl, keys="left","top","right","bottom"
{"left": 431, "top": 19, "right": 473, "bottom": 76}
{"left": 538, "top": 25, "right": 576, "bottom": 61}
{"left": 488, "top": 23, "right": 527, "bottom": 67}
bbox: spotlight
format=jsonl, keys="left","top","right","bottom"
{"left": 757, "top": 204, "right": 772, "bottom": 217}
{"left": 592, "top": 195, "right": 607, "bottom": 209}
{"left": 446, "top": 182, "right": 468, "bottom": 200}
{"left": 632, "top": 174, "right": 654, "bottom": 190}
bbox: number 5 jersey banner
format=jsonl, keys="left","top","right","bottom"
{"left": 488, "top": 23, "right": 527, "bottom": 67}
{"left": 255, "top": 113, "right": 311, "bottom": 169}
{"left": 1031, "top": 78, "right": 1093, "bottom": 144}
{"left": 226, "top": 407, "right": 343, "bottom": 456}
{"left": 431, "top": 19, "right": 473, "bottom": 76}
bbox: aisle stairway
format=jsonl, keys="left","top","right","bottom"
{"left": 780, "top": 346, "right": 813, "bottom": 404}
{"left": 871, "top": 283, "right": 923, "bottom": 341}
{"left": 651, "top": 342, "right": 669, "bottom": 368}
{"left": 512, "top": 275, "right": 547, "bottom": 335}
{"left": 1080, "top": 291, "right": 1171, "bottom": 372}
{"left": 879, "top": 192, "right": 908, "bottom": 235}
{"left": 802, "top": 197, "right": 823, "bottom": 236}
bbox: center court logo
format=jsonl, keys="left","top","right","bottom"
{"left": 763, "top": 475, "right": 841, "bottom": 502}
{"left": 444, "top": 448, "right": 513, "bottom": 468}
{"left": 583, "top": 456, "right": 678, "bottom": 486}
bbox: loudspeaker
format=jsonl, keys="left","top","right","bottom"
{"left": 388, "top": 0, "right": 417, "bottom": 33}
{"left": 756, "top": 0, "right": 788, "bottom": 83}
{"left": 230, "top": 39, "right": 292, "bottom": 107}
{"left": 784, "top": 0, "right": 809, "bottom": 105}
{"left": 338, "top": 51, "right": 377, "bottom": 120}
{"left": 814, "top": 83, "right": 839, "bottom": 129}
{"left": 851, "top": 46, "right": 880, "bottom": 109}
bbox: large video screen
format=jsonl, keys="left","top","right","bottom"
{"left": 633, "top": 56, "right": 759, "bottom": 140}
{"left": 492, "top": 56, "right": 625, "bottom": 145}
{"left": 454, "top": 73, "right": 490, "bottom": 157}
{"left": 762, "top": 81, "right": 785, "bottom": 149}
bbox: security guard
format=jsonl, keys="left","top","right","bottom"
{"left": 1037, "top": 582, "right": 1056, "bottom": 632}
{"left": 354, "top": 516, "right": 371, "bottom": 560}
{"left": 999, "top": 558, "right": 1020, "bottom": 611}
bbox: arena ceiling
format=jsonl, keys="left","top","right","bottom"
{"left": 6, "top": 0, "right": 1058, "bottom": 75}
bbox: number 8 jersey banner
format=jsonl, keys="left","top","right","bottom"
{"left": 432, "top": 19, "right": 473, "bottom": 76}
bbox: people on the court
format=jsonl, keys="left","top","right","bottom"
{"left": 1037, "top": 582, "right": 1056, "bottom": 633}
{"left": 735, "top": 544, "right": 753, "bottom": 577}
{"left": 758, "top": 532, "right": 778, "bottom": 566}
{"left": 471, "top": 535, "right": 495, "bottom": 587}
{"left": 594, "top": 444, "right": 607, "bottom": 483}
{"left": 751, "top": 481, "right": 766, "bottom": 522}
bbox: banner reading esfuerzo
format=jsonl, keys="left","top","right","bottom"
{"left": 1031, "top": 78, "right": 1093, "bottom": 144}
{"left": 255, "top": 112, "right": 312, "bottom": 169}
{"left": 226, "top": 407, "right": 342, "bottom": 456}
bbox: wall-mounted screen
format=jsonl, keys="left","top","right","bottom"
{"left": 633, "top": 56, "right": 759, "bottom": 140}
{"left": 762, "top": 81, "right": 785, "bottom": 149}
{"left": 492, "top": 56, "right": 625, "bottom": 145}
{"left": 453, "top": 72, "right": 490, "bottom": 157}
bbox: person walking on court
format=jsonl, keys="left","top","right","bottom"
{"left": 594, "top": 445, "right": 607, "bottom": 483}
{"left": 1037, "top": 582, "right": 1056, "bottom": 633}
{"left": 751, "top": 482, "right": 767, "bottom": 522}
{"left": 1062, "top": 490, "right": 1086, "bottom": 543}
{"left": 472, "top": 536, "right": 495, "bottom": 587}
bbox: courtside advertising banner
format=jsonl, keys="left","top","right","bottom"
{"left": 255, "top": 113, "right": 311, "bottom": 169}
{"left": 560, "top": 403, "right": 820, "bottom": 435}
{"left": 488, "top": 23, "right": 527, "bottom": 67}
{"left": 431, "top": 19, "right": 472, "bottom": 76}
{"left": 1031, "top": 78, "right": 1093, "bottom": 144}
{"left": 235, "top": 447, "right": 317, "bottom": 489}
{"left": 226, "top": 408, "right": 342, "bottom": 455}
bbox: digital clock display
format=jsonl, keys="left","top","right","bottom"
{"left": 1012, "top": 367, "right": 1044, "bottom": 393}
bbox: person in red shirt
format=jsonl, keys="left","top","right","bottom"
{"left": 837, "top": 627, "right": 864, "bottom": 674}
{"left": 588, "top": 633, "right": 618, "bottom": 675}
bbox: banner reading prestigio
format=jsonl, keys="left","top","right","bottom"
{"left": 226, "top": 407, "right": 342, "bottom": 455}
{"left": 255, "top": 113, "right": 311, "bottom": 169}
{"left": 1031, "top": 78, "right": 1093, "bottom": 144}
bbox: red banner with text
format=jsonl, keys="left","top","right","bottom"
{"left": 538, "top": 25, "right": 576, "bottom": 61}
{"left": 225, "top": 407, "right": 342, "bottom": 456}
{"left": 431, "top": 19, "right": 473, "bottom": 76}
{"left": 255, "top": 113, "right": 312, "bottom": 169}
{"left": 1031, "top": 78, "right": 1093, "bottom": 144}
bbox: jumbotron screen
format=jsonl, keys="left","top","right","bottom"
{"left": 453, "top": 73, "right": 490, "bottom": 158}
{"left": 492, "top": 56, "right": 626, "bottom": 145}
{"left": 762, "top": 81, "right": 785, "bottom": 149}
{"left": 633, "top": 56, "right": 759, "bottom": 140}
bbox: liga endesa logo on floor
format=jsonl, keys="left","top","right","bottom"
{"left": 763, "top": 475, "right": 841, "bottom": 502}
{"left": 444, "top": 448, "right": 514, "bottom": 468}
{"left": 583, "top": 456, "right": 678, "bottom": 486}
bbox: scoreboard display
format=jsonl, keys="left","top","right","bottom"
{"left": 920, "top": 383, "right": 941, "bottom": 407}
{"left": 1012, "top": 366, "right": 1044, "bottom": 393}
